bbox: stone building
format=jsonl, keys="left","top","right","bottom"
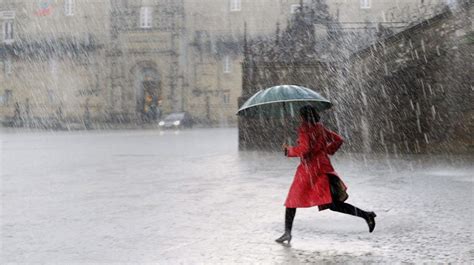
{"left": 238, "top": 1, "right": 472, "bottom": 154}
{"left": 0, "top": 0, "right": 451, "bottom": 128}
{"left": 0, "top": 0, "right": 298, "bottom": 127}
{"left": 105, "top": 0, "right": 186, "bottom": 124}
{"left": 0, "top": 0, "right": 110, "bottom": 128}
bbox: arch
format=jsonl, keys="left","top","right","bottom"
{"left": 130, "top": 61, "right": 162, "bottom": 122}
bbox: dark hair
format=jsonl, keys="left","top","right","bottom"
{"left": 299, "top": 105, "right": 320, "bottom": 124}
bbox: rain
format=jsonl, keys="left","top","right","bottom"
{"left": 1, "top": 0, "right": 473, "bottom": 263}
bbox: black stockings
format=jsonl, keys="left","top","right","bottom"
{"left": 328, "top": 201, "right": 369, "bottom": 220}
{"left": 283, "top": 203, "right": 368, "bottom": 234}
{"left": 285, "top": 208, "right": 296, "bottom": 233}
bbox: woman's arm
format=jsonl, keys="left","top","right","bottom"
{"left": 286, "top": 130, "right": 310, "bottom": 157}
{"left": 325, "top": 127, "right": 344, "bottom": 155}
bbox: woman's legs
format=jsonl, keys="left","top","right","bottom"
{"left": 276, "top": 207, "right": 296, "bottom": 243}
{"left": 329, "top": 201, "right": 376, "bottom": 232}
{"left": 285, "top": 208, "right": 296, "bottom": 233}
{"left": 329, "top": 201, "right": 368, "bottom": 219}
{"left": 327, "top": 174, "right": 376, "bottom": 232}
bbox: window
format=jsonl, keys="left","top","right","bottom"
{"left": 222, "top": 93, "right": 230, "bottom": 104}
{"left": 64, "top": 0, "right": 75, "bottom": 16}
{"left": 2, "top": 90, "right": 12, "bottom": 105}
{"left": 140, "top": 7, "right": 153, "bottom": 28}
{"left": 2, "top": 20, "right": 14, "bottom": 43}
{"left": 223, "top": 56, "right": 231, "bottom": 73}
{"left": 47, "top": 89, "right": 55, "bottom": 103}
{"left": 230, "top": 0, "right": 241, "bottom": 12}
{"left": 360, "top": 0, "right": 370, "bottom": 9}
{"left": 4, "top": 56, "right": 12, "bottom": 75}
{"left": 50, "top": 57, "right": 58, "bottom": 74}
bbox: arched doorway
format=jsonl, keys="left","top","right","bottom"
{"left": 133, "top": 64, "right": 161, "bottom": 123}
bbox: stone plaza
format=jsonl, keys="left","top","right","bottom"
{"left": 1, "top": 128, "right": 472, "bottom": 263}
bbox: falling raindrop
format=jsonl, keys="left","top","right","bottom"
{"left": 361, "top": 91, "right": 368, "bottom": 106}
{"left": 417, "top": 117, "right": 422, "bottom": 133}
{"left": 335, "top": 113, "right": 341, "bottom": 131}
{"left": 420, "top": 79, "right": 427, "bottom": 99}
{"left": 361, "top": 154, "right": 368, "bottom": 168}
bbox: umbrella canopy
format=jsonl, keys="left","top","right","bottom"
{"left": 237, "top": 85, "right": 332, "bottom": 118}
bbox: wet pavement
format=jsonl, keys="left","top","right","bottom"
{"left": 1, "top": 128, "right": 473, "bottom": 263}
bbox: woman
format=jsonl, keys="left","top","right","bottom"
{"left": 276, "top": 105, "right": 376, "bottom": 244}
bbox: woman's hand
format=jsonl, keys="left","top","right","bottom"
{"left": 282, "top": 143, "right": 289, "bottom": 156}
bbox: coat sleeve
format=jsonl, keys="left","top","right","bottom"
{"left": 325, "top": 127, "right": 344, "bottom": 155}
{"left": 286, "top": 129, "right": 310, "bottom": 157}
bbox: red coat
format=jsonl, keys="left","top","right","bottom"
{"left": 284, "top": 122, "right": 347, "bottom": 209}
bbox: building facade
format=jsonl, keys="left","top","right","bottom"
{"left": 0, "top": 0, "right": 110, "bottom": 128}
{"left": 0, "top": 0, "right": 449, "bottom": 128}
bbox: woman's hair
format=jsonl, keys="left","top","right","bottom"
{"left": 299, "top": 105, "right": 320, "bottom": 124}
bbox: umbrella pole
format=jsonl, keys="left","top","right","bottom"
{"left": 282, "top": 102, "right": 290, "bottom": 145}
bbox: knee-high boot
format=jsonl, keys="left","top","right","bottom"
{"left": 329, "top": 201, "right": 376, "bottom": 232}
{"left": 276, "top": 208, "right": 296, "bottom": 243}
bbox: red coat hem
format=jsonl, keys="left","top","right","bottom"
{"left": 284, "top": 200, "right": 333, "bottom": 209}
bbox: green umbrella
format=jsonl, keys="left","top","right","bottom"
{"left": 237, "top": 85, "right": 332, "bottom": 118}
{"left": 237, "top": 85, "right": 332, "bottom": 145}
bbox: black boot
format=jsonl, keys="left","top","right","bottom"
{"left": 276, "top": 208, "right": 296, "bottom": 244}
{"left": 329, "top": 201, "right": 376, "bottom": 233}
{"left": 366, "top": 212, "right": 376, "bottom": 233}
{"left": 275, "top": 231, "right": 292, "bottom": 244}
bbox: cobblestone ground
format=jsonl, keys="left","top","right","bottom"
{"left": 1, "top": 128, "right": 473, "bottom": 263}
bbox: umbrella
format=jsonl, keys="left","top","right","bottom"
{"left": 237, "top": 85, "right": 332, "bottom": 118}
{"left": 236, "top": 84, "right": 332, "bottom": 144}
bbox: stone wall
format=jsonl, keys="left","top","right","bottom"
{"left": 348, "top": 4, "right": 473, "bottom": 154}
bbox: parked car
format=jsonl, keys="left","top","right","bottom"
{"left": 158, "top": 112, "right": 193, "bottom": 129}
